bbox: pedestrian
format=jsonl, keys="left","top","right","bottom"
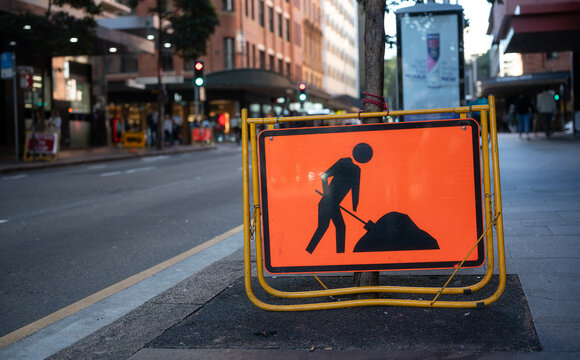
{"left": 163, "top": 113, "right": 173, "bottom": 145}
{"left": 514, "top": 94, "right": 534, "bottom": 140}
{"left": 48, "top": 109, "right": 62, "bottom": 133}
{"left": 172, "top": 113, "right": 182, "bottom": 144}
{"left": 147, "top": 111, "right": 157, "bottom": 146}
{"left": 536, "top": 88, "right": 557, "bottom": 137}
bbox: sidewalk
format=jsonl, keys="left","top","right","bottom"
{"left": 0, "top": 143, "right": 215, "bottom": 174}
{"left": 1, "top": 132, "right": 580, "bottom": 360}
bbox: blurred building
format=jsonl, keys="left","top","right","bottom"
{"left": 104, "top": 0, "right": 360, "bottom": 135}
{"left": 322, "top": 0, "right": 359, "bottom": 100}
{"left": 484, "top": 0, "right": 580, "bottom": 132}
{"left": 2, "top": 0, "right": 362, "bottom": 157}
{"left": 0, "top": 0, "right": 153, "bottom": 156}
{"left": 201, "top": 0, "right": 359, "bottom": 120}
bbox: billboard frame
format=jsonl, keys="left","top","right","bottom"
{"left": 396, "top": 3, "right": 466, "bottom": 119}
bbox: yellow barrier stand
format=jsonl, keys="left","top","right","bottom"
{"left": 23, "top": 131, "right": 59, "bottom": 162}
{"left": 242, "top": 95, "right": 506, "bottom": 310}
{"left": 122, "top": 131, "right": 147, "bottom": 148}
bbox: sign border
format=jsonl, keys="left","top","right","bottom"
{"left": 258, "top": 119, "right": 484, "bottom": 273}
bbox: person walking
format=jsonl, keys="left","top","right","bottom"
{"left": 306, "top": 143, "right": 373, "bottom": 254}
{"left": 163, "top": 113, "right": 173, "bottom": 146}
{"left": 48, "top": 110, "right": 62, "bottom": 132}
{"left": 536, "top": 88, "right": 557, "bottom": 137}
{"left": 514, "top": 94, "right": 534, "bottom": 140}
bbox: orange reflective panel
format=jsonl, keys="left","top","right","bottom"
{"left": 258, "top": 119, "right": 484, "bottom": 273}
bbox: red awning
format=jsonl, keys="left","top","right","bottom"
{"left": 503, "top": 1, "right": 580, "bottom": 53}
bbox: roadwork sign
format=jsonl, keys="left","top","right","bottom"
{"left": 258, "top": 119, "right": 484, "bottom": 273}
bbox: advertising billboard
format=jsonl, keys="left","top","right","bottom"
{"left": 396, "top": 4, "right": 465, "bottom": 119}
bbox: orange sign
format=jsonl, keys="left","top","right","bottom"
{"left": 258, "top": 119, "right": 484, "bottom": 274}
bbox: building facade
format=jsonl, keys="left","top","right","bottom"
{"left": 2, "top": 0, "right": 363, "bottom": 158}
{"left": 321, "top": 0, "right": 358, "bottom": 98}
{"left": 484, "top": 0, "right": 580, "bottom": 132}
{"left": 0, "top": 0, "right": 153, "bottom": 158}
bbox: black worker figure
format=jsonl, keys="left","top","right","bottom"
{"left": 306, "top": 143, "right": 373, "bottom": 254}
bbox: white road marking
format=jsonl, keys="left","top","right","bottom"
{"left": 2, "top": 174, "right": 28, "bottom": 180}
{"left": 87, "top": 164, "right": 107, "bottom": 170}
{"left": 125, "top": 166, "right": 155, "bottom": 174}
{"left": 100, "top": 171, "right": 122, "bottom": 177}
{"left": 100, "top": 166, "right": 155, "bottom": 177}
{"left": 0, "top": 220, "right": 9, "bottom": 224}
{"left": 141, "top": 155, "right": 169, "bottom": 162}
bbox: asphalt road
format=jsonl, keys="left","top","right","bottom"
{"left": 0, "top": 144, "right": 243, "bottom": 337}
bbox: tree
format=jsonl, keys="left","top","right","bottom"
{"left": 129, "top": 0, "right": 218, "bottom": 150}
{"left": 356, "top": 0, "right": 500, "bottom": 292}
{"left": 354, "top": 0, "right": 503, "bottom": 295}
{"left": 362, "top": 0, "right": 386, "bottom": 122}
{"left": 355, "top": 0, "right": 386, "bottom": 292}
{"left": 0, "top": 1, "right": 101, "bottom": 55}
{"left": 476, "top": 50, "right": 490, "bottom": 81}
{"left": 384, "top": 56, "right": 397, "bottom": 106}
{"left": 167, "top": 1, "right": 219, "bottom": 63}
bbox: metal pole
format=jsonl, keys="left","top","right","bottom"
{"left": 194, "top": 85, "right": 199, "bottom": 123}
{"left": 12, "top": 52, "right": 18, "bottom": 163}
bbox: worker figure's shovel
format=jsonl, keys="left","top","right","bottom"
{"left": 315, "top": 189, "right": 440, "bottom": 252}
{"left": 315, "top": 189, "right": 375, "bottom": 230}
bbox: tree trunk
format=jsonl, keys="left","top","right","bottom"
{"left": 363, "top": 0, "right": 386, "bottom": 123}
{"left": 354, "top": 0, "right": 386, "bottom": 295}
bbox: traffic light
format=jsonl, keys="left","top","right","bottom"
{"left": 554, "top": 93, "right": 560, "bottom": 101}
{"left": 298, "top": 82, "right": 307, "bottom": 102}
{"left": 194, "top": 61, "right": 204, "bottom": 86}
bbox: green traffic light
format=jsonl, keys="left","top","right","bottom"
{"left": 195, "top": 77, "right": 204, "bottom": 86}
{"left": 554, "top": 94, "right": 560, "bottom": 101}
{"left": 298, "top": 93, "right": 306, "bottom": 102}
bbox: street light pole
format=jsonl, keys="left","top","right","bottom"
{"left": 12, "top": 52, "right": 19, "bottom": 163}
{"left": 156, "top": 0, "right": 165, "bottom": 150}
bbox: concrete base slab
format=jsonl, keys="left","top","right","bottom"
{"left": 129, "top": 348, "right": 579, "bottom": 360}
{"left": 147, "top": 275, "right": 540, "bottom": 353}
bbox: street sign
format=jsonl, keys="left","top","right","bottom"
{"left": 1, "top": 52, "right": 14, "bottom": 79}
{"left": 258, "top": 120, "right": 484, "bottom": 273}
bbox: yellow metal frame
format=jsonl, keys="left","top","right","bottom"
{"left": 242, "top": 95, "right": 505, "bottom": 310}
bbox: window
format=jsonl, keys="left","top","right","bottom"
{"left": 278, "top": 58, "right": 283, "bottom": 74}
{"left": 268, "top": 7, "right": 274, "bottom": 32}
{"left": 259, "top": 50, "right": 266, "bottom": 69}
{"left": 259, "top": 1, "right": 264, "bottom": 26}
{"left": 106, "top": 54, "right": 139, "bottom": 73}
{"left": 246, "top": 42, "right": 251, "bottom": 67}
{"left": 162, "top": 52, "right": 173, "bottom": 72}
{"left": 252, "top": 44, "right": 256, "bottom": 66}
{"left": 294, "top": 23, "right": 302, "bottom": 47}
{"left": 245, "top": 0, "right": 249, "bottom": 16}
{"left": 285, "top": 18, "right": 290, "bottom": 41}
{"left": 269, "top": 54, "right": 275, "bottom": 71}
{"left": 547, "top": 52, "right": 559, "bottom": 60}
{"left": 277, "top": 13, "right": 283, "bottom": 37}
{"left": 224, "top": 37, "right": 235, "bottom": 69}
{"left": 251, "top": 0, "right": 255, "bottom": 19}
{"left": 223, "top": 0, "right": 234, "bottom": 12}
{"left": 286, "top": 62, "right": 291, "bottom": 78}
